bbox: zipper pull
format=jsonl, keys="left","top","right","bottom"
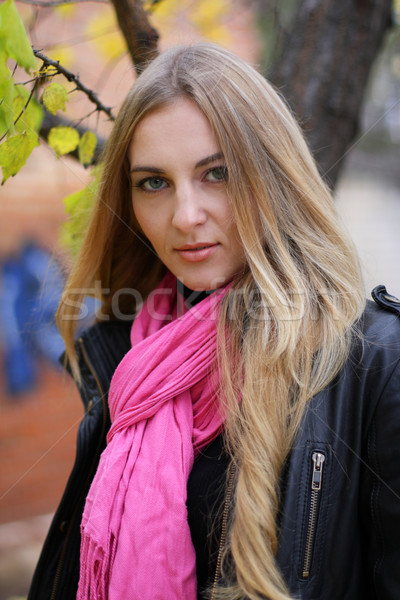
{"left": 311, "top": 452, "right": 325, "bottom": 491}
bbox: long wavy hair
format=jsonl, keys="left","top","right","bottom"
{"left": 57, "top": 43, "right": 365, "bottom": 600}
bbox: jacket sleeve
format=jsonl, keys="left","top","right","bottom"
{"left": 362, "top": 352, "right": 400, "bottom": 599}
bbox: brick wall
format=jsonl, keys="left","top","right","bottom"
{"left": 0, "top": 360, "right": 82, "bottom": 524}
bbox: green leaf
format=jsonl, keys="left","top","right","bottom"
{"left": 13, "top": 86, "right": 44, "bottom": 134}
{"left": 42, "top": 82, "right": 69, "bottom": 115}
{"left": 0, "top": 131, "right": 39, "bottom": 183}
{"left": 60, "top": 164, "right": 102, "bottom": 255}
{"left": 0, "top": 53, "right": 15, "bottom": 135}
{"left": 0, "top": 79, "right": 43, "bottom": 140}
{"left": 0, "top": 0, "right": 36, "bottom": 72}
{"left": 48, "top": 126, "right": 79, "bottom": 157}
{"left": 78, "top": 131, "right": 97, "bottom": 166}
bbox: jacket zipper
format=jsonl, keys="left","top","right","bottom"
{"left": 210, "top": 462, "right": 236, "bottom": 600}
{"left": 302, "top": 451, "right": 326, "bottom": 579}
{"left": 50, "top": 338, "right": 108, "bottom": 600}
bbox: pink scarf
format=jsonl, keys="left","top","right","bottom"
{"left": 77, "top": 273, "right": 227, "bottom": 599}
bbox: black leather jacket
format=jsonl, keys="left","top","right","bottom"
{"left": 28, "top": 287, "right": 400, "bottom": 600}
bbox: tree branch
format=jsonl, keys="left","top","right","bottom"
{"left": 32, "top": 1, "right": 159, "bottom": 166}
{"left": 33, "top": 48, "right": 116, "bottom": 121}
{"left": 110, "top": 0, "right": 159, "bottom": 75}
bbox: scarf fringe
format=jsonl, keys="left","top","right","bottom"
{"left": 78, "top": 530, "right": 117, "bottom": 600}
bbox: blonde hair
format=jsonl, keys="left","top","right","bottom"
{"left": 57, "top": 43, "right": 365, "bottom": 599}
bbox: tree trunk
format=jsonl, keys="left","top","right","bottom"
{"left": 111, "top": 0, "right": 159, "bottom": 74}
{"left": 269, "top": 0, "right": 393, "bottom": 187}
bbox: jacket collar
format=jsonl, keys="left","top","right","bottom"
{"left": 62, "top": 319, "right": 132, "bottom": 396}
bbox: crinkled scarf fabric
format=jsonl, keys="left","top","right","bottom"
{"left": 77, "top": 273, "right": 228, "bottom": 599}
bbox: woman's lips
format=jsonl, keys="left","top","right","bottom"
{"left": 175, "top": 243, "right": 219, "bottom": 262}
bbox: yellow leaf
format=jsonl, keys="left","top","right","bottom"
{"left": 150, "top": 0, "right": 182, "bottom": 33}
{"left": 203, "top": 24, "right": 230, "bottom": 45}
{"left": 54, "top": 2, "right": 76, "bottom": 18}
{"left": 190, "top": 0, "right": 228, "bottom": 24}
{"left": 48, "top": 126, "right": 79, "bottom": 157}
{"left": 42, "top": 82, "right": 69, "bottom": 115}
{"left": 190, "top": 0, "right": 230, "bottom": 42}
{"left": 150, "top": 0, "right": 231, "bottom": 43}
{"left": 86, "top": 9, "right": 126, "bottom": 61}
{"left": 78, "top": 131, "right": 97, "bottom": 166}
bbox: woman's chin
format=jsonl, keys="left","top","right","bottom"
{"left": 175, "top": 274, "right": 231, "bottom": 292}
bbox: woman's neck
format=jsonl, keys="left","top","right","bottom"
{"left": 177, "top": 280, "right": 216, "bottom": 308}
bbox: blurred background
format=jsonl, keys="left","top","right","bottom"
{"left": 0, "top": 1, "right": 399, "bottom": 598}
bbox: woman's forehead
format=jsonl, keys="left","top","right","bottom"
{"left": 129, "top": 99, "right": 222, "bottom": 168}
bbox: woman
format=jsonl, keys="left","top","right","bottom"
{"left": 29, "top": 43, "right": 400, "bottom": 600}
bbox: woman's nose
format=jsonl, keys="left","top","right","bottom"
{"left": 171, "top": 184, "right": 207, "bottom": 232}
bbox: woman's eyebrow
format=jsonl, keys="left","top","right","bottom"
{"left": 130, "top": 165, "right": 165, "bottom": 174}
{"left": 130, "top": 152, "right": 224, "bottom": 174}
{"left": 195, "top": 152, "right": 224, "bottom": 168}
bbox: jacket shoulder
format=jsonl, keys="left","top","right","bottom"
{"left": 371, "top": 284, "right": 400, "bottom": 316}
{"left": 360, "top": 286, "right": 400, "bottom": 347}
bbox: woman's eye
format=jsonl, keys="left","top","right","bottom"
{"left": 137, "top": 177, "right": 168, "bottom": 192}
{"left": 205, "top": 166, "right": 228, "bottom": 183}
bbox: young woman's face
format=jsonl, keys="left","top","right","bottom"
{"left": 129, "top": 99, "right": 246, "bottom": 291}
